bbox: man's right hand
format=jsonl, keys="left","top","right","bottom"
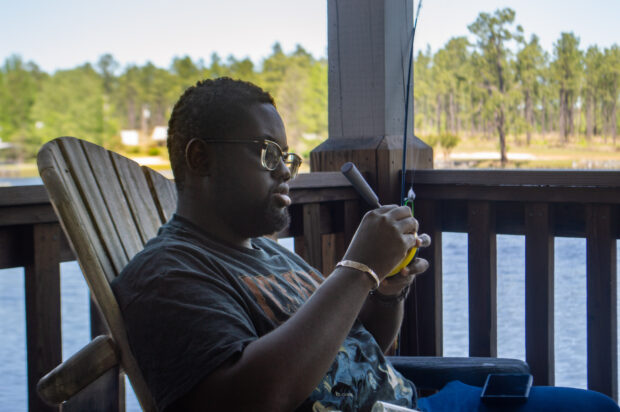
{"left": 342, "top": 205, "right": 418, "bottom": 281}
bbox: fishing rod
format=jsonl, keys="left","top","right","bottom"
{"left": 401, "top": 0, "right": 423, "bottom": 211}
{"left": 402, "top": 0, "right": 423, "bottom": 357}
{"left": 341, "top": 1, "right": 425, "bottom": 354}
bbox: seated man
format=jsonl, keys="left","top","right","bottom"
{"left": 113, "top": 77, "right": 426, "bottom": 411}
{"left": 113, "top": 78, "right": 619, "bottom": 412}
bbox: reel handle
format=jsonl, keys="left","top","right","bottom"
{"left": 340, "top": 162, "right": 381, "bottom": 209}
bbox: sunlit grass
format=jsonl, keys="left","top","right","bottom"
{"left": 425, "top": 131, "right": 620, "bottom": 169}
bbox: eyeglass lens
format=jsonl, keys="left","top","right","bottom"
{"left": 263, "top": 142, "right": 300, "bottom": 178}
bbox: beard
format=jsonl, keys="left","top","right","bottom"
{"left": 262, "top": 194, "right": 291, "bottom": 235}
{"left": 215, "top": 190, "right": 290, "bottom": 239}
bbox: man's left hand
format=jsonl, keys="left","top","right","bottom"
{"left": 376, "top": 233, "right": 431, "bottom": 296}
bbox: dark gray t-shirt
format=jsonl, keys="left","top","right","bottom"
{"left": 112, "top": 215, "right": 415, "bottom": 411}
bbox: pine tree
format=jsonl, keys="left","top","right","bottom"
{"left": 551, "top": 33, "right": 583, "bottom": 142}
{"left": 468, "top": 8, "right": 523, "bottom": 164}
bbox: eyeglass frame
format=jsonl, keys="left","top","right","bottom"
{"left": 202, "top": 137, "right": 302, "bottom": 179}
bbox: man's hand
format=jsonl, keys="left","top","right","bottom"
{"left": 376, "top": 233, "right": 431, "bottom": 296}
{"left": 358, "top": 233, "right": 431, "bottom": 351}
{"left": 343, "top": 205, "right": 419, "bottom": 280}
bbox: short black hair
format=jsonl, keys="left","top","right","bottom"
{"left": 167, "top": 77, "right": 275, "bottom": 191}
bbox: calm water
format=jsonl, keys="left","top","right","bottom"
{"left": 1, "top": 178, "right": 619, "bottom": 410}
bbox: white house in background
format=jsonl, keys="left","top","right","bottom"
{"left": 120, "top": 130, "right": 139, "bottom": 146}
{"left": 0, "top": 138, "right": 13, "bottom": 150}
{"left": 151, "top": 126, "right": 167, "bottom": 143}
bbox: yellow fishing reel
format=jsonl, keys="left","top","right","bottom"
{"left": 387, "top": 244, "right": 417, "bottom": 277}
{"left": 387, "top": 197, "right": 417, "bottom": 277}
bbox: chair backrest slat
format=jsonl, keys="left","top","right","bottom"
{"left": 143, "top": 166, "right": 177, "bottom": 223}
{"left": 80, "top": 139, "right": 145, "bottom": 265}
{"left": 40, "top": 139, "right": 118, "bottom": 281}
{"left": 59, "top": 137, "right": 129, "bottom": 276}
{"left": 38, "top": 136, "right": 165, "bottom": 411}
{"left": 110, "top": 151, "right": 163, "bottom": 245}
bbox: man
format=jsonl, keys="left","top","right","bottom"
{"left": 113, "top": 77, "right": 620, "bottom": 412}
{"left": 113, "top": 77, "right": 429, "bottom": 411}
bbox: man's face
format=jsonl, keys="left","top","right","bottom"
{"left": 208, "top": 103, "right": 292, "bottom": 239}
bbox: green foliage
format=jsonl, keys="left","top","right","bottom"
{"left": 0, "top": 44, "right": 329, "bottom": 163}
{"left": 551, "top": 33, "right": 583, "bottom": 141}
{"left": 410, "top": 9, "right": 618, "bottom": 159}
{"left": 0, "top": 55, "right": 46, "bottom": 161}
{"left": 257, "top": 44, "right": 327, "bottom": 157}
{"left": 422, "top": 134, "right": 439, "bottom": 148}
{"left": 1, "top": 13, "right": 618, "bottom": 165}
{"left": 31, "top": 64, "right": 110, "bottom": 153}
{"left": 439, "top": 133, "right": 460, "bottom": 150}
{"left": 467, "top": 8, "right": 523, "bottom": 162}
{"left": 147, "top": 146, "right": 161, "bottom": 156}
{"left": 552, "top": 33, "right": 583, "bottom": 92}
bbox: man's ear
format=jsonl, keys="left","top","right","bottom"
{"left": 185, "top": 138, "right": 212, "bottom": 177}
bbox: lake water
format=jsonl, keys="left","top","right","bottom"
{"left": 1, "top": 178, "right": 618, "bottom": 410}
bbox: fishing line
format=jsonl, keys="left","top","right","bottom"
{"left": 396, "top": 0, "right": 423, "bottom": 357}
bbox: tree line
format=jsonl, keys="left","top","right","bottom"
{"left": 0, "top": 8, "right": 618, "bottom": 164}
{"left": 414, "top": 8, "right": 619, "bottom": 163}
{"left": 0, "top": 43, "right": 327, "bottom": 162}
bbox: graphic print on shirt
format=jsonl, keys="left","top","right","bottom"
{"left": 241, "top": 270, "right": 322, "bottom": 324}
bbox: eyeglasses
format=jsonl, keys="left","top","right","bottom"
{"left": 204, "top": 138, "right": 302, "bottom": 179}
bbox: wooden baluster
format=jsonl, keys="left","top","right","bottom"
{"left": 294, "top": 236, "right": 305, "bottom": 260}
{"left": 25, "top": 223, "right": 62, "bottom": 412}
{"left": 343, "top": 200, "right": 360, "bottom": 247}
{"left": 586, "top": 204, "right": 617, "bottom": 400}
{"left": 467, "top": 201, "right": 497, "bottom": 357}
{"left": 303, "top": 204, "right": 322, "bottom": 271}
{"left": 319, "top": 203, "right": 338, "bottom": 276}
{"left": 525, "top": 203, "right": 554, "bottom": 385}
{"left": 321, "top": 233, "right": 338, "bottom": 275}
{"left": 401, "top": 198, "right": 443, "bottom": 356}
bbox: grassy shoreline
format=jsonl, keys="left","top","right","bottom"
{"left": 2, "top": 136, "right": 618, "bottom": 178}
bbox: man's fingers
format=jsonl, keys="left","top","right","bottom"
{"left": 404, "top": 233, "right": 418, "bottom": 250}
{"left": 416, "top": 233, "right": 431, "bottom": 248}
{"left": 376, "top": 204, "right": 398, "bottom": 211}
{"left": 385, "top": 205, "right": 415, "bottom": 220}
{"left": 403, "top": 257, "right": 429, "bottom": 276}
{"left": 396, "top": 217, "right": 418, "bottom": 235}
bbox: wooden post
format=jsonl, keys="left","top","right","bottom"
{"left": 467, "top": 201, "right": 497, "bottom": 357}
{"left": 401, "top": 198, "right": 443, "bottom": 356}
{"left": 586, "top": 204, "right": 617, "bottom": 400}
{"left": 311, "top": 0, "right": 433, "bottom": 205}
{"left": 25, "top": 223, "right": 62, "bottom": 412}
{"left": 525, "top": 203, "right": 554, "bottom": 386}
{"left": 312, "top": 0, "right": 435, "bottom": 356}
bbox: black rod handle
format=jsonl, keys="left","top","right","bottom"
{"left": 341, "top": 162, "right": 381, "bottom": 209}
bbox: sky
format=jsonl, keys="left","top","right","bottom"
{"left": 1, "top": 0, "right": 619, "bottom": 73}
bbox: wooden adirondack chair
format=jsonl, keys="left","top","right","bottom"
{"left": 36, "top": 136, "right": 174, "bottom": 411}
{"left": 36, "top": 136, "right": 528, "bottom": 411}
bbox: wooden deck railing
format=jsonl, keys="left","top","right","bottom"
{"left": 398, "top": 169, "right": 619, "bottom": 401}
{"left": 1, "top": 168, "right": 618, "bottom": 410}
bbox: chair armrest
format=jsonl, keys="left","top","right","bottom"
{"left": 37, "top": 335, "right": 119, "bottom": 405}
{"left": 388, "top": 356, "right": 530, "bottom": 390}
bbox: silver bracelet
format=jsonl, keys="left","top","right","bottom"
{"left": 336, "top": 260, "right": 381, "bottom": 290}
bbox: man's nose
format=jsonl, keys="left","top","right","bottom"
{"left": 274, "top": 158, "right": 291, "bottom": 181}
